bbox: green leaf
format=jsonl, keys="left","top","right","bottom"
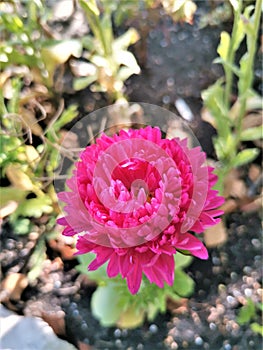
{"left": 240, "top": 126, "right": 262, "bottom": 141}
{"left": 172, "top": 269, "right": 194, "bottom": 297}
{"left": 117, "top": 66, "right": 137, "bottom": 82}
{"left": 82, "top": 35, "right": 95, "bottom": 51}
{"left": 232, "top": 148, "right": 259, "bottom": 167}
{"left": 213, "top": 137, "right": 227, "bottom": 160}
{"left": 76, "top": 253, "right": 108, "bottom": 282}
{"left": 238, "top": 53, "right": 250, "bottom": 96}
{"left": 0, "top": 187, "right": 28, "bottom": 207}
{"left": 229, "top": 0, "right": 239, "bottom": 11}
{"left": 113, "top": 28, "right": 140, "bottom": 51}
{"left": 250, "top": 323, "right": 263, "bottom": 336}
{"left": 114, "top": 50, "right": 140, "bottom": 73}
{"left": 27, "top": 238, "right": 46, "bottom": 282}
{"left": 237, "top": 299, "right": 256, "bottom": 325}
{"left": 147, "top": 303, "right": 160, "bottom": 321}
{"left": 217, "top": 31, "right": 230, "bottom": 61}
{"left": 174, "top": 253, "right": 193, "bottom": 269}
{"left": 117, "top": 305, "right": 144, "bottom": 329}
{"left": 52, "top": 105, "right": 79, "bottom": 132}
{"left": 101, "top": 12, "right": 113, "bottom": 56}
{"left": 12, "top": 218, "right": 32, "bottom": 235}
{"left": 202, "top": 81, "right": 231, "bottom": 138}
{"left": 233, "top": 17, "right": 245, "bottom": 52}
{"left": 14, "top": 195, "right": 53, "bottom": 219}
{"left": 79, "top": 0, "right": 99, "bottom": 17}
{"left": 91, "top": 284, "right": 123, "bottom": 326}
{"left": 73, "top": 75, "right": 98, "bottom": 91}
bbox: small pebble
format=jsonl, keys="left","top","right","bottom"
{"left": 6, "top": 239, "right": 15, "bottom": 250}
{"left": 170, "top": 342, "right": 178, "bottom": 349}
{"left": 114, "top": 329, "right": 122, "bottom": 338}
{"left": 81, "top": 322, "right": 88, "bottom": 331}
{"left": 162, "top": 95, "right": 170, "bottom": 104}
{"left": 69, "top": 302, "right": 77, "bottom": 309}
{"left": 195, "top": 336, "right": 203, "bottom": 346}
{"left": 251, "top": 238, "right": 261, "bottom": 249}
{"left": 230, "top": 272, "right": 238, "bottom": 281}
{"left": 54, "top": 280, "right": 61, "bottom": 289}
{"left": 212, "top": 256, "right": 221, "bottom": 266}
{"left": 167, "top": 77, "right": 174, "bottom": 87}
{"left": 149, "top": 324, "right": 158, "bottom": 334}
{"left": 122, "top": 329, "right": 128, "bottom": 337}
{"left": 244, "top": 288, "right": 252, "bottom": 297}
{"left": 115, "top": 339, "right": 122, "bottom": 347}
{"left": 209, "top": 322, "right": 217, "bottom": 331}
{"left": 249, "top": 340, "right": 255, "bottom": 347}
{"left": 224, "top": 343, "right": 232, "bottom": 350}
{"left": 160, "top": 39, "right": 168, "bottom": 48}
{"left": 72, "top": 309, "right": 79, "bottom": 317}
{"left": 137, "top": 344, "right": 144, "bottom": 350}
{"left": 243, "top": 266, "right": 252, "bottom": 275}
{"left": 226, "top": 295, "right": 236, "bottom": 305}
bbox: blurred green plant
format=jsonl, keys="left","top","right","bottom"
{"left": 77, "top": 252, "right": 194, "bottom": 328}
{"left": 199, "top": 0, "right": 233, "bottom": 28}
{"left": 0, "top": 76, "right": 78, "bottom": 279}
{"left": 0, "top": 0, "right": 82, "bottom": 90}
{"left": 73, "top": 0, "right": 140, "bottom": 101}
{"left": 92, "top": 0, "right": 196, "bottom": 28}
{"left": 202, "top": 0, "right": 262, "bottom": 195}
{"left": 0, "top": 79, "right": 78, "bottom": 222}
{"left": 237, "top": 298, "right": 263, "bottom": 336}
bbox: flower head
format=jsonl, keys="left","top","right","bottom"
{"left": 58, "top": 126, "right": 224, "bottom": 294}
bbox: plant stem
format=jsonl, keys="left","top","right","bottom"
{"left": 224, "top": 0, "right": 242, "bottom": 109}
{"left": 235, "top": 0, "right": 262, "bottom": 146}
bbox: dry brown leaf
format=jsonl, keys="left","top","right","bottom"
{"left": 240, "top": 195, "right": 263, "bottom": 212}
{"left": 204, "top": 220, "right": 227, "bottom": 248}
{"left": 220, "top": 199, "right": 238, "bottom": 214}
{"left": 0, "top": 273, "right": 28, "bottom": 303}
{"left": 248, "top": 164, "right": 261, "bottom": 182}
{"left": 48, "top": 237, "right": 76, "bottom": 260}
{"left": 223, "top": 169, "right": 247, "bottom": 199}
{"left": 19, "top": 106, "right": 43, "bottom": 137}
{"left": 242, "top": 112, "right": 262, "bottom": 129}
{"left": 167, "top": 297, "right": 189, "bottom": 315}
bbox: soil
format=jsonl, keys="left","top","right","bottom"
{"left": 1, "top": 3, "right": 262, "bottom": 350}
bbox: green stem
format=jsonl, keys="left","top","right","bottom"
{"left": 235, "top": 0, "right": 262, "bottom": 146}
{"left": 224, "top": 0, "right": 242, "bottom": 109}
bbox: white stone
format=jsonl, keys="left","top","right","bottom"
{"left": 0, "top": 305, "right": 77, "bottom": 350}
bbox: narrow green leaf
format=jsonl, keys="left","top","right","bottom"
{"left": 240, "top": 126, "right": 262, "bottom": 141}
{"left": 251, "top": 323, "right": 263, "bottom": 336}
{"left": 217, "top": 31, "right": 230, "bottom": 61}
{"left": 53, "top": 105, "right": 79, "bottom": 132}
{"left": 28, "top": 238, "right": 46, "bottom": 282}
{"left": 73, "top": 75, "right": 98, "bottom": 91}
{"left": 232, "top": 148, "right": 259, "bottom": 167}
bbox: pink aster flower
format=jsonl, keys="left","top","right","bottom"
{"left": 57, "top": 126, "right": 224, "bottom": 294}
